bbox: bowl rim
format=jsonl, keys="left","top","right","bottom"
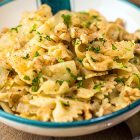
{"left": 0, "top": 0, "right": 140, "bottom": 128}
{"left": 0, "top": 99, "right": 140, "bottom": 128}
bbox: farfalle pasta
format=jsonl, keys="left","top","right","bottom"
{"left": 0, "top": 5, "right": 140, "bottom": 122}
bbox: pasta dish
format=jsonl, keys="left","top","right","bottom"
{"left": 0, "top": 5, "right": 140, "bottom": 122}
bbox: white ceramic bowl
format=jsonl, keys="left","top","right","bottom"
{"left": 0, "top": 100, "right": 140, "bottom": 137}
{"left": 0, "top": 0, "right": 140, "bottom": 137}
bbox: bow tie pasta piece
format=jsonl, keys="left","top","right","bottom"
{"left": 8, "top": 43, "right": 42, "bottom": 84}
{"left": 52, "top": 98, "right": 92, "bottom": 122}
{"left": 77, "top": 88, "right": 97, "bottom": 99}
{"left": 103, "top": 41, "right": 135, "bottom": 60}
{"left": 83, "top": 51, "right": 113, "bottom": 71}
{"left": 47, "top": 43, "right": 73, "bottom": 61}
{"left": 77, "top": 61, "right": 108, "bottom": 79}
{"left": 16, "top": 5, "right": 52, "bottom": 44}
{"left": 42, "top": 60, "right": 77, "bottom": 82}
{"left": 29, "top": 97, "right": 55, "bottom": 121}
{"left": 38, "top": 80, "right": 70, "bottom": 95}
{"left": 0, "top": 67, "right": 9, "bottom": 89}
{"left": 111, "top": 86, "right": 140, "bottom": 111}
{"left": 0, "top": 32, "right": 21, "bottom": 61}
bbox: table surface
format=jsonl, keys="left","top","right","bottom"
{"left": 0, "top": 122, "right": 132, "bottom": 140}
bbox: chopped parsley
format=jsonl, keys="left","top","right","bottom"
{"left": 56, "top": 80, "right": 70, "bottom": 85}
{"left": 93, "top": 83, "right": 102, "bottom": 91}
{"left": 38, "top": 71, "right": 42, "bottom": 78}
{"left": 36, "top": 31, "right": 43, "bottom": 42}
{"left": 77, "top": 80, "right": 83, "bottom": 88}
{"left": 87, "top": 44, "right": 100, "bottom": 53}
{"left": 76, "top": 58, "right": 83, "bottom": 63}
{"left": 114, "top": 77, "right": 125, "bottom": 84}
{"left": 36, "top": 31, "right": 41, "bottom": 35}
{"left": 112, "top": 44, "right": 117, "bottom": 50}
{"left": 84, "top": 21, "right": 91, "bottom": 28}
{"left": 57, "top": 58, "right": 64, "bottom": 63}
{"left": 91, "top": 57, "right": 96, "bottom": 62}
{"left": 45, "top": 35, "right": 52, "bottom": 41}
{"left": 23, "top": 54, "right": 29, "bottom": 59}
{"left": 11, "top": 25, "right": 22, "bottom": 33}
{"left": 86, "top": 45, "right": 93, "bottom": 51}
{"left": 120, "top": 63, "right": 128, "bottom": 68}
{"left": 74, "top": 38, "right": 81, "bottom": 46}
{"left": 38, "top": 35, "right": 43, "bottom": 42}
{"left": 61, "top": 14, "right": 71, "bottom": 27}
{"left": 31, "top": 86, "right": 39, "bottom": 92}
{"left": 23, "top": 75, "right": 30, "bottom": 81}
{"left": 56, "top": 80, "right": 64, "bottom": 85}
{"left": 66, "top": 67, "right": 77, "bottom": 80}
{"left": 31, "top": 73, "right": 41, "bottom": 92}
{"left": 98, "top": 38, "right": 106, "bottom": 43}
{"left": 34, "top": 51, "right": 40, "bottom": 57}
{"left": 92, "top": 15, "right": 101, "bottom": 21}
{"left": 133, "top": 73, "right": 140, "bottom": 89}
{"left": 30, "top": 24, "right": 37, "bottom": 33}
{"left": 113, "top": 56, "right": 120, "bottom": 62}
{"left": 61, "top": 100, "right": 70, "bottom": 107}
{"left": 95, "top": 24, "right": 100, "bottom": 31}
{"left": 93, "top": 47, "right": 100, "bottom": 53}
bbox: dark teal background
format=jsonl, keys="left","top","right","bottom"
{"left": 41, "top": 0, "right": 71, "bottom": 14}
{"left": 0, "top": 0, "right": 13, "bottom": 6}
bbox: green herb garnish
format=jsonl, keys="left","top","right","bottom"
{"left": 66, "top": 67, "right": 77, "bottom": 80}
{"left": 74, "top": 39, "right": 81, "bottom": 46}
{"left": 36, "top": 31, "right": 43, "bottom": 42}
{"left": 93, "top": 47, "right": 100, "bottom": 53}
{"left": 11, "top": 25, "right": 22, "bottom": 33}
{"left": 23, "top": 54, "right": 29, "bottom": 59}
{"left": 113, "top": 56, "right": 120, "bottom": 61}
{"left": 45, "top": 35, "right": 52, "bottom": 41}
{"left": 56, "top": 80, "right": 64, "bottom": 85}
{"left": 92, "top": 15, "right": 101, "bottom": 21}
{"left": 114, "top": 77, "right": 125, "bottom": 84}
{"left": 57, "top": 58, "right": 64, "bottom": 63}
{"left": 98, "top": 38, "right": 106, "bottom": 43}
{"left": 84, "top": 21, "right": 91, "bottom": 28}
{"left": 31, "top": 74, "right": 41, "bottom": 92}
{"left": 76, "top": 58, "right": 83, "bottom": 63}
{"left": 38, "top": 35, "right": 43, "bottom": 42}
{"left": 31, "top": 86, "right": 39, "bottom": 92}
{"left": 120, "top": 63, "right": 128, "bottom": 68}
{"left": 38, "top": 71, "right": 42, "bottom": 78}
{"left": 61, "top": 14, "right": 71, "bottom": 27}
{"left": 112, "top": 44, "right": 117, "bottom": 50}
{"left": 86, "top": 45, "right": 100, "bottom": 53}
{"left": 30, "top": 24, "right": 37, "bottom": 33}
{"left": 23, "top": 75, "right": 30, "bottom": 81}
{"left": 61, "top": 101, "right": 70, "bottom": 107}
{"left": 77, "top": 80, "right": 83, "bottom": 88}
{"left": 91, "top": 57, "right": 96, "bottom": 62}
{"left": 93, "top": 83, "right": 102, "bottom": 91}
{"left": 86, "top": 45, "right": 93, "bottom": 51}
{"left": 34, "top": 51, "right": 40, "bottom": 57}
